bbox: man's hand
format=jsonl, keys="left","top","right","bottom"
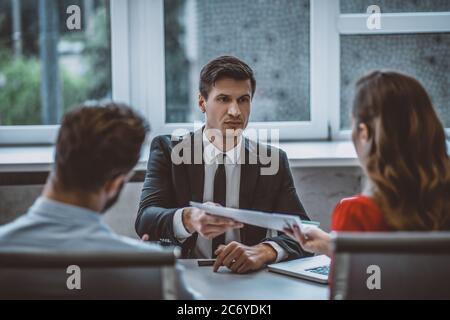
{"left": 283, "top": 224, "right": 332, "bottom": 257}
{"left": 213, "top": 242, "right": 277, "bottom": 274}
{"left": 182, "top": 203, "right": 243, "bottom": 240}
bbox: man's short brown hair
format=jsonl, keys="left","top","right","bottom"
{"left": 199, "top": 55, "right": 256, "bottom": 100}
{"left": 54, "top": 103, "right": 149, "bottom": 192}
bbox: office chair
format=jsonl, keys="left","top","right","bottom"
{"left": 0, "top": 249, "right": 178, "bottom": 300}
{"left": 330, "top": 232, "right": 450, "bottom": 300}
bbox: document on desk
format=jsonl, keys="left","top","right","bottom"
{"left": 189, "top": 202, "right": 319, "bottom": 232}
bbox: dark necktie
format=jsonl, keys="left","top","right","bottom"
{"left": 212, "top": 154, "right": 226, "bottom": 258}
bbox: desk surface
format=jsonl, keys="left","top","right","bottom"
{"left": 180, "top": 260, "right": 329, "bottom": 300}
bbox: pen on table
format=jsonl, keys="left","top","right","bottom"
{"left": 197, "top": 259, "right": 216, "bottom": 267}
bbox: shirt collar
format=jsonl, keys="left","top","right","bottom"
{"left": 28, "top": 197, "right": 104, "bottom": 225}
{"left": 202, "top": 130, "right": 243, "bottom": 165}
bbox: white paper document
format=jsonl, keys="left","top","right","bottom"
{"left": 189, "top": 202, "right": 320, "bottom": 232}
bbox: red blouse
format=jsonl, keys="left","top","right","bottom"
{"left": 331, "top": 195, "right": 389, "bottom": 232}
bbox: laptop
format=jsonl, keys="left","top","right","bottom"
{"left": 268, "top": 255, "right": 330, "bottom": 284}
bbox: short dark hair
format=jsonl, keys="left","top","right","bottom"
{"left": 199, "top": 55, "right": 256, "bottom": 100}
{"left": 54, "top": 103, "right": 149, "bottom": 192}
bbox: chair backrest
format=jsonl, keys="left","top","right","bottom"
{"left": 330, "top": 232, "right": 450, "bottom": 300}
{"left": 0, "top": 250, "right": 177, "bottom": 300}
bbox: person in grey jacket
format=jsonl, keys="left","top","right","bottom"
{"left": 0, "top": 103, "right": 196, "bottom": 300}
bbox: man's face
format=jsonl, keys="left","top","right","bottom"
{"left": 199, "top": 78, "right": 252, "bottom": 136}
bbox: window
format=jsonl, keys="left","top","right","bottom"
{"left": 124, "top": 0, "right": 450, "bottom": 142}
{"left": 340, "top": 33, "right": 450, "bottom": 129}
{"left": 164, "top": 0, "right": 311, "bottom": 124}
{"left": 1, "top": 0, "right": 449, "bottom": 145}
{"left": 121, "top": 0, "right": 330, "bottom": 140}
{"left": 0, "top": 0, "right": 111, "bottom": 143}
{"left": 336, "top": 0, "right": 450, "bottom": 136}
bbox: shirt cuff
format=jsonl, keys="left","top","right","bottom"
{"left": 173, "top": 208, "right": 193, "bottom": 241}
{"left": 263, "top": 241, "right": 288, "bottom": 263}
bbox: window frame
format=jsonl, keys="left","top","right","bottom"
{"left": 120, "top": 0, "right": 333, "bottom": 142}
{"left": 0, "top": 0, "right": 332, "bottom": 144}
{"left": 333, "top": 10, "right": 450, "bottom": 140}
{"left": 0, "top": 0, "right": 117, "bottom": 145}
{"left": 0, "top": 0, "right": 449, "bottom": 145}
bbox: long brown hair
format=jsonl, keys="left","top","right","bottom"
{"left": 352, "top": 71, "right": 450, "bottom": 231}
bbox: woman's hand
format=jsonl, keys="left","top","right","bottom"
{"left": 283, "top": 224, "right": 333, "bottom": 257}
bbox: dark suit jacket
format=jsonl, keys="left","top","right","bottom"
{"left": 136, "top": 129, "right": 311, "bottom": 260}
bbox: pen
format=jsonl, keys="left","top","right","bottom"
{"left": 197, "top": 259, "right": 216, "bottom": 267}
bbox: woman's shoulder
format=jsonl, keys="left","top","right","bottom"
{"left": 332, "top": 195, "right": 386, "bottom": 231}
{"left": 337, "top": 195, "right": 378, "bottom": 209}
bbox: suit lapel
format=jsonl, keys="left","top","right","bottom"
{"left": 182, "top": 129, "right": 204, "bottom": 258}
{"left": 239, "top": 138, "right": 260, "bottom": 244}
{"left": 186, "top": 128, "right": 205, "bottom": 203}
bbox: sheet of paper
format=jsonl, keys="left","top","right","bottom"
{"left": 189, "top": 202, "right": 319, "bottom": 232}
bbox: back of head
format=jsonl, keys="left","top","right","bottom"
{"left": 53, "top": 103, "right": 149, "bottom": 193}
{"left": 352, "top": 71, "right": 450, "bottom": 230}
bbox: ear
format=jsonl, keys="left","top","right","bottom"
{"left": 104, "top": 174, "right": 126, "bottom": 198}
{"left": 198, "top": 94, "right": 206, "bottom": 113}
{"left": 358, "top": 123, "right": 369, "bottom": 145}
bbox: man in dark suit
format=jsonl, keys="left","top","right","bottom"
{"left": 136, "top": 56, "right": 310, "bottom": 274}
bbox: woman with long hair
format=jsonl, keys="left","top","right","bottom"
{"left": 285, "top": 71, "right": 450, "bottom": 256}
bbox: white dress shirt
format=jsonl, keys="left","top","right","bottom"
{"left": 172, "top": 132, "right": 287, "bottom": 262}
